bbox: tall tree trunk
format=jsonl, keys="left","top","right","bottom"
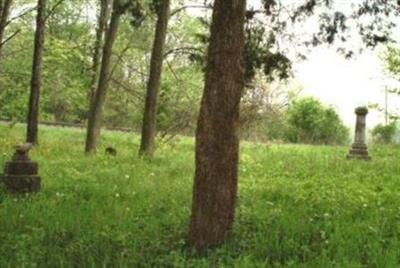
{"left": 89, "top": 0, "right": 111, "bottom": 104}
{"left": 139, "top": 0, "right": 170, "bottom": 157}
{"left": 26, "top": 0, "right": 46, "bottom": 145}
{"left": 85, "top": 0, "right": 122, "bottom": 153}
{"left": 0, "top": 0, "right": 13, "bottom": 60}
{"left": 188, "top": 0, "right": 246, "bottom": 252}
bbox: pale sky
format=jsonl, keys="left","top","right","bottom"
{"left": 294, "top": 46, "right": 398, "bottom": 127}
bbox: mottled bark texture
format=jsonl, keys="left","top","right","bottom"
{"left": 89, "top": 0, "right": 111, "bottom": 104}
{"left": 139, "top": 0, "right": 170, "bottom": 157}
{"left": 0, "top": 0, "right": 12, "bottom": 60}
{"left": 85, "top": 0, "right": 122, "bottom": 153}
{"left": 188, "top": 0, "right": 246, "bottom": 252}
{"left": 26, "top": 0, "right": 46, "bottom": 145}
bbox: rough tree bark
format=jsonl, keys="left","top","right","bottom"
{"left": 188, "top": 0, "right": 247, "bottom": 252}
{"left": 89, "top": 0, "right": 111, "bottom": 103}
{"left": 0, "top": 0, "right": 13, "bottom": 60}
{"left": 26, "top": 0, "right": 46, "bottom": 145}
{"left": 85, "top": 0, "right": 123, "bottom": 153}
{"left": 139, "top": 0, "right": 170, "bottom": 157}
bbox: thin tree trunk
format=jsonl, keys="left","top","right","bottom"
{"left": 89, "top": 0, "right": 111, "bottom": 104}
{"left": 85, "top": 0, "right": 122, "bottom": 153}
{"left": 188, "top": 0, "right": 246, "bottom": 252}
{"left": 0, "top": 0, "right": 13, "bottom": 60}
{"left": 26, "top": 0, "right": 46, "bottom": 145}
{"left": 139, "top": 0, "right": 170, "bottom": 157}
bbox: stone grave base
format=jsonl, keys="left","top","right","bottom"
{"left": 2, "top": 174, "right": 41, "bottom": 193}
{"left": 347, "top": 143, "right": 371, "bottom": 160}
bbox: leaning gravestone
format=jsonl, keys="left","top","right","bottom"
{"left": 347, "top": 107, "right": 371, "bottom": 160}
{"left": 2, "top": 143, "right": 41, "bottom": 193}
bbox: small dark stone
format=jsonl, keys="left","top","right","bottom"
{"left": 105, "top": 147, "right": 117, "bottom": 156}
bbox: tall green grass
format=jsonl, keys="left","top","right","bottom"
{"left": 0, "top": 124, "right": 399, "bottom": 267}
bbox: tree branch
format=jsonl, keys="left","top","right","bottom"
{"left": 164, "top": 46, "right": 203, "bottom": 58}
{"left": 0, "top": 28, "right": 20, "bottom": 47}
{"left": 5, "top": 6, "right": 37, "bottom": 27}
{"left": 170, "top": 4, "right": 212, "bottom": 17}
{"left": 45, "top": 0, "right": 65, "bottom": 21}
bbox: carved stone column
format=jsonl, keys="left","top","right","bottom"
{"left": 347, "top": 107, "right": 370, "bottom": 160}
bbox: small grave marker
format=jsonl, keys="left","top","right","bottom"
{"left": 347, "top": 107, "right": 371, "bottom": 160}
{"left": 2, "top": 143, "right": 41, "bottom": 193}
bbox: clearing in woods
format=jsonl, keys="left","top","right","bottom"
{"left": 0, "top": 124, "right": 399, "bottom": 267}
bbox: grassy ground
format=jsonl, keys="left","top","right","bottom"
{"left": 0, "top": 124, "right": 400, "bottom": 267}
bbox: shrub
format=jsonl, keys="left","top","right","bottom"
{"left": 286, "top": 97, "right": 349, "bottom": 145}
{"left": 371, "top": 122, "right": 397, "bottom": 144}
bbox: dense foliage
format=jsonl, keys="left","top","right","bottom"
{"left": 371, "top": 122, "right": 398, "bottom": 144}
{"left": 0, "top": 0, "right": 205, "bottom": 136}
{"left": 1, "top": 0, "right": 397, "bottom": 143}
{"left": 286, "top": 97, "right": 349, "bottom": 145}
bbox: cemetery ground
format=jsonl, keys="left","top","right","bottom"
{"left": 0, "top": 124, "right": 400, "bottom": 267}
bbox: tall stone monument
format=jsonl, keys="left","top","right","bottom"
{"left": 2, "top": 143, "right": 41, "bottom": 193}
{"left": 347, "top": 106, "right": 370, "bottom": 160}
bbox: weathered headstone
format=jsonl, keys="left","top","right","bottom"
{"left": 347, "top": 107, "right": 370, "bottom": 160}
{"left": 2, "top": 143, "right": 41, "bottom": 193}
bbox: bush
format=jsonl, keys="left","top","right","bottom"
{"left": 371, "top": 122, "right": 397, "bottom": 144}
{"left": 286, "top": 97, "right": 349, "bottom": 145}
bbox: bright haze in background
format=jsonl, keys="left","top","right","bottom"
{"left": 188, "top": 0, "right": 400, "bottom": 128}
